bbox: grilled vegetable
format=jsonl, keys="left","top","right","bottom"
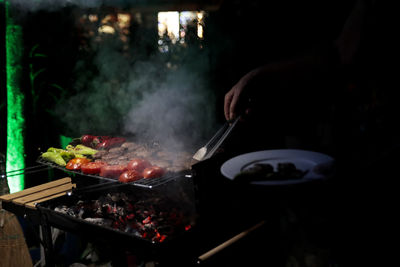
{"left": 41, "top": 152, "right": 67, "bottom": 166}
{"left": 127, "top": 158, "right": 151, "bottom": 173}
{"left": 119, "top": 169, "right": 143, "bottom": 183}
{"left": 92, "top": 136, "right": 111, "bottom": 147}
{"left": 47, "top": 148, "right": 77, "bottom": 162}
{"left": 96, "top": 137, "right": 126, "bottom": 150}
{"left": 66, "top": 144, "right": 98, "bottom": 156}
{"left": 81, "top": 135, "right": 96, "bottom": 147}
{"left": 71, "top": 135, "right": 111, "bottom": 148}
{"left": 81, "top": 161, "right": 107, "bottom": 174}
{"left": 100, "top": 164, "right": 127, "bottom": 179}
{"left": 143, "top": 166, "right": 165, "bottom": 179}
{"left": 66, "top": 158, "right": 91, "bottom": 170}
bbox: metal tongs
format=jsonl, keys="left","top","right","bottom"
{"left": 193, "top": 116, "right": 241, "bottom": 161}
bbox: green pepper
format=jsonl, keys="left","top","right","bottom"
{"left": 41, "top": 151, "right": 67, "bottom": 166}
{"left": 47, "top": 147, "right": 76, "bottom": 162}
{"left": 66, "top": 144, "right": 98, "bottom": 156}
{"left": 47, "top": 147, "right": 65, "bottom": 153}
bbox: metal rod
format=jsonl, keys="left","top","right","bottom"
{"left": 5, "top": 166, "right": 51, "bottom": 177}
{"left": 6, "top": 165, "right": 48, "bottom": 174}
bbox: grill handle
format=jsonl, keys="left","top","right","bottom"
{"left": 196, "top": 220, "right": 265, "bottom": 264}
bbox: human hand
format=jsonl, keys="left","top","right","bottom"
{"left": 224, "top": 75, "right": 252, "bottom": 121}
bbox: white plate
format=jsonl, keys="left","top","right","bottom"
{"left": 220, "top": 149, "right": 334, "bottom": 186}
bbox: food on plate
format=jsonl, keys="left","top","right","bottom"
{"left": 143, "top": 166, "right": 165, "bottom": 179}
{"left": 119, "top": 169, "right": 143, "bottom": 183}
{"left": 276, "top": 162, "right": 306, "bottom": 178}
{"left": 81, "top": 161, "right": 107, "bottom": 174}
{"left": 127, "top": 158, "right": 152, "bottom": 172}
{"left": 66, "top": 158, "right": 91, "bottom": 170}
{"left": 234, "top": 162, "right": 307, "bottom": 182}
{"left": 100, "top": 164, "right": 128, "bottom": 179}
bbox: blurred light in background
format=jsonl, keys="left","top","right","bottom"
{"left": 158, "top": 11, "right": 205, "bottom": 52}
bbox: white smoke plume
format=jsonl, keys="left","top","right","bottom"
{"left": 53, "top": 30, "right": 216, "bottom": 153}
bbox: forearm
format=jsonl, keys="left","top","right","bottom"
{"left": 258, "top": 45, "right": 339, "bottom": 81}
{"left": 241, "top": 44, "right": 342, "bottom": 100}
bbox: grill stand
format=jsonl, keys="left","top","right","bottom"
{"left": 39, "top": 212, "right": 56, "bottom": 267}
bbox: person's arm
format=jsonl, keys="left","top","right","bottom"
{"left": 224, "top": 46, "right": 339, "bottom": 121}
{"left": 224, "top": 0, "right": 370, "bottom": 121}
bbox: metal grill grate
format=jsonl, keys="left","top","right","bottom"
{"left": 36, "top": 157, "right": 191, "bottom": 188}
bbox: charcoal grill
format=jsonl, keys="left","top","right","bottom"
{"left": 3, "top": 155, "right": 279, "bottom": 267}
{"left": 3, "top": 125, "right": 279, "bottom": 266}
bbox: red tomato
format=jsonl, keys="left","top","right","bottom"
{"left": 142, "top": 166, "right": 165, "bottom": 179}
{"left": 127, "top": 158, "right": 151, "bottom": 172}
{"left": 100, "top": 164, "right": 127, "bottom": 179}
{"left": 81, "top": 161, "right": 107, "bottom": 174}
{"left": 66, "top": 158, "right": 91, "bottom": 170}
{"left": 119, "top": 169, "right": 143, "bottom": 183}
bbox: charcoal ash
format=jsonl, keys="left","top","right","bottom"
{"left": 52, "top": 190, "right": 195, "bottom": 243}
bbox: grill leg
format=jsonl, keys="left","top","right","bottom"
{"left": 40, "top": 216, "right": 55, "bottom": 267}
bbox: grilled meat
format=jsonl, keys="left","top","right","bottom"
{"left": 92, "top": 141, "right": 192, "bottom": 172}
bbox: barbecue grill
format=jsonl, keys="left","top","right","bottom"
{"left": 2, "top": 124, "right": 285, "bottom": 266}
{"left": 3, "top": 152, "right": 276, "bottom": 267}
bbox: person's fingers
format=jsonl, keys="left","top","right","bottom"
{"left": 224, "top": 92, "right": 233, "bottom": 121}
{"left": 229, "top": 93, "right": 239, "bottom": 120}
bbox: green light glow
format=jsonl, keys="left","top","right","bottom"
{"left": 5, "top": 0, "right": 25, "bottom": 193}
{"left": 60, "top": 135, "right": 73, "bottom": 149}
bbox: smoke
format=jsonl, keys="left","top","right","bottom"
{"left": 55, "top": 30, "right": 216, "bottom": 153}
{"left": 13, "top": 1, "right": 218, "bottom": 153}
{"left": 123, "top": 59, "right": 216, "bottom": 151}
